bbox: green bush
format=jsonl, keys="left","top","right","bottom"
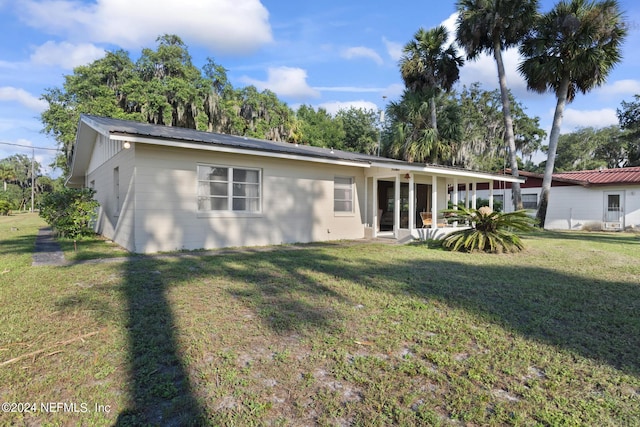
{"left": 440, "top": 206, "right": 536, "bottom": 253}
{"left": 39, "top": 188, "right": 99, "bottom": 238}
{"left": 0, "top": 199, "right": 11, "bottom": 215}
{"left": 449, "top": 197, "right": 503, "bottom": 212}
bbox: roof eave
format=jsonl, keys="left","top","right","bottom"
{"left": 370, "top": 161, "right": 526, "bottom": 183}
{"left": 111, "top": 133, "right": 372, "bottom": 169}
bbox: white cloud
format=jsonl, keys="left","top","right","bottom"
{"left": 240, "top": 66, "right": 320, "bottom": 99}
{"left": 341, "top": 46, "right": 383, "bottom": 65}
{"left": 382, "top": 37, "right": 403, "bottom": 62}
{"left": 19, "top": 0, "right": 273, "bottom": 54}
{"left": 30, "top": 41, "right": 105, "bottom": 69}
{"left": 458, "top": 47, "right": 529, "bottom": 97}
{"left": 441, "top": 12, "right": 458, "bottom": 37}
{"left": 595, "top": 79, "right": 640, "bottom": 99}
{"left": 316, "top": 100, "right": 379, "bottom": 115}
{"left": 0, "top": 87, "right": 47, "bottom": 112}
{"left": 561, "top": 108, "right": 619, "bottom": 131}
{"left": 383, "top": 83, "right": 405, "bottom": 99}
{"left": 313, "top": 86, "right": 386, "bottom": 93}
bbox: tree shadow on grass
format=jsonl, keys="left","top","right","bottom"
{"left": 182, "top": 244, "right": 640, "bottom": 376}
{"left": 114, "top": 257, "right": 208, "bottom": 426}
{"left": 216, "top": 248, "right": 349, "bottom": 334}
{"left": 0, "top": 234, "right": 37, "bottom": 256}
{"left": 53, "top": 239, "right": 640, "bottom": 424}
{"left": 313, "top": 251, "right": 640, "bottom": 376}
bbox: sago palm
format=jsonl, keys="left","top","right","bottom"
{"left": 441, "top": 206, "right": 536, "bottom": 253}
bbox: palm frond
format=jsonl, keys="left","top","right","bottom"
{"left": 441, "top": 207, "right": 535, "bottom": 253}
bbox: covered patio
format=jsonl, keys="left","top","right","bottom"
{"left": 362, "top": 163, "right": 525, "bottom": 241}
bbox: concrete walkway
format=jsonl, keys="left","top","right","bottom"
{"left": 32, "top": 227, "right": 68, "bottom": 266}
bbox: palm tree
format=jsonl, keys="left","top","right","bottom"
{"left": 386, "top": 90, "right": 459, "bottom": 164}
{"left": 456, "top": 0, "right": 539, "bottom": 211}
{"left": 518, "top": 0, "right": 626, "bottom": 226}
{"left": 400, "top": 26, "right": 463, "bottom": 133}
{"left": 0, "top": 161, "right": 16, "bottom": 192}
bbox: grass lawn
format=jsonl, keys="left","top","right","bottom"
{"left": 1, "top": 213, "right": 639, "bottom": 426}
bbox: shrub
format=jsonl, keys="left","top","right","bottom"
{"left": 0, "top": 199, "right": 11, "bottom": 215}
{"left": 440, "top": 207, "right": 536, "bottom": 253}
{"left": 39, "top": 188, "right": 99, "bottom": 238}
{"left": 449, "top": 197, "right": 503, "bottom": 212}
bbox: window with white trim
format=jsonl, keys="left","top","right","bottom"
{"left": 334, "top": 177, "right": 354, "bottom": 213}
{"left": 197, "top": 165, "right": 261, "bottom": 212}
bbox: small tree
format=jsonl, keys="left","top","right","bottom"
{"left": 440, "top": 206, "right": 536, "bottom": 253}
{"left": 39, "top": 188, "right": 99, "bottom": 239}
{"left": 0, "top": 200, "right": 11, "bottom": 215}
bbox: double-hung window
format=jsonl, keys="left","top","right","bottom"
{"left": 334, "top": 177, "right": 354, "bottom": 213}
{"left": 522, "top": 193, "right": 537, "bottom": 210}
{"left": 197, "top": 165, "right": 261, "bottom": 213}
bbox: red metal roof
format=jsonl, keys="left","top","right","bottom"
{"left": 553, "top": 166, "right": 640, "bottom": 186}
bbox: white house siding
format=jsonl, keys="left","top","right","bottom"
{"left": 86, "top": 142, "right": 136, "bottom": 251}
{"left": 131, "top": 144, "right": 366, "bottom": 253}
{"left": 545, "top": 185, "right": 640, "bottom": 231}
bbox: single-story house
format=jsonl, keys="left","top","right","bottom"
{"left": 67, "top": 115, "right": 524, "bottom": 253}
{"left": 474, "top": 168, "right": 640, "bottom": 231}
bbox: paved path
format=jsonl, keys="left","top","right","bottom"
{"left": 32, "top": 227, "right": 68, "bottom": 266}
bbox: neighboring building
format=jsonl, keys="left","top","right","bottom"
{"left": 475, "top": 168, "right": 640, "bottom": 231}
{"left": 67, "top": 115, "right": 523, "bottom": 253}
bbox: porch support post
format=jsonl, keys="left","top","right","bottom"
{"left": 489, "top": 181, "right": 494, "bottom": 210}
{"left": 408, "top": 173, "right": 415, "bottom": 230}
{"left": 465, "top": 183, "right": 470, "bottom": 209}
{"left": 472, "top": 181, "right": 477, "bottom": 209}
{"left": 453, "top": 177, "right": 459, "bottom": 227}
{"left": 372, "top": 177, "right": 378, "bottom": 238}
{"left": 364, "top": 176, "right": 368, "bottom": 227}
{"left": 394, "top": 174, "right": 401, "bottom": 237}
{"left": 431, "top": 174, "right": 438, "bottom": 229}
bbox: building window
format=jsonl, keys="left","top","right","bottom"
{"left": 334, "top": 177, "right": 353, "bottom": 213}
{"left": 197, "top": 165, "right": 261, "bottom": 212}
{"left": 522, "top": 193, "right": 537, "bottom": 209}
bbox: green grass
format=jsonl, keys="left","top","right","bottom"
{"left": 1, "top": 214, "right": 639, "bottom": 425}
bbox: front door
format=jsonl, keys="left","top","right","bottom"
{"left": 604, "top": 192, "right": 624, "bottom": 228}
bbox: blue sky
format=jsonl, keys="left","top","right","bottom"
{"left": 1, "top": 0, "right": 639, "bottom": 176}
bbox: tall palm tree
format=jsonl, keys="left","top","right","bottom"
{"left": 400, "top": 25, "right": 463, "bottom": 133}
{"left": 456, "top": 0, "right": 539, "bottom": 211}
{"left": 519, "top": 0, "right": 626, "bottom": 226}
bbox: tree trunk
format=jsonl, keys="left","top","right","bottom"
{"left": 493, "top": 40, "right": 522, "bottom": 211}
{"left": 537, "top": 77, "right": 570, "bottom": 228}
{"left": 429, "top": 96, "right": 438, "bottom": 133}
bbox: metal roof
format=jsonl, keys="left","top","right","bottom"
{"left": 82, "top": 114, "right": 397, "bottom": 166}
{"left": 72, "top": 115, "right": 525, "bottom": 184}
{"left": 553, "top": 167, "right": 640, "bottom": 186}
